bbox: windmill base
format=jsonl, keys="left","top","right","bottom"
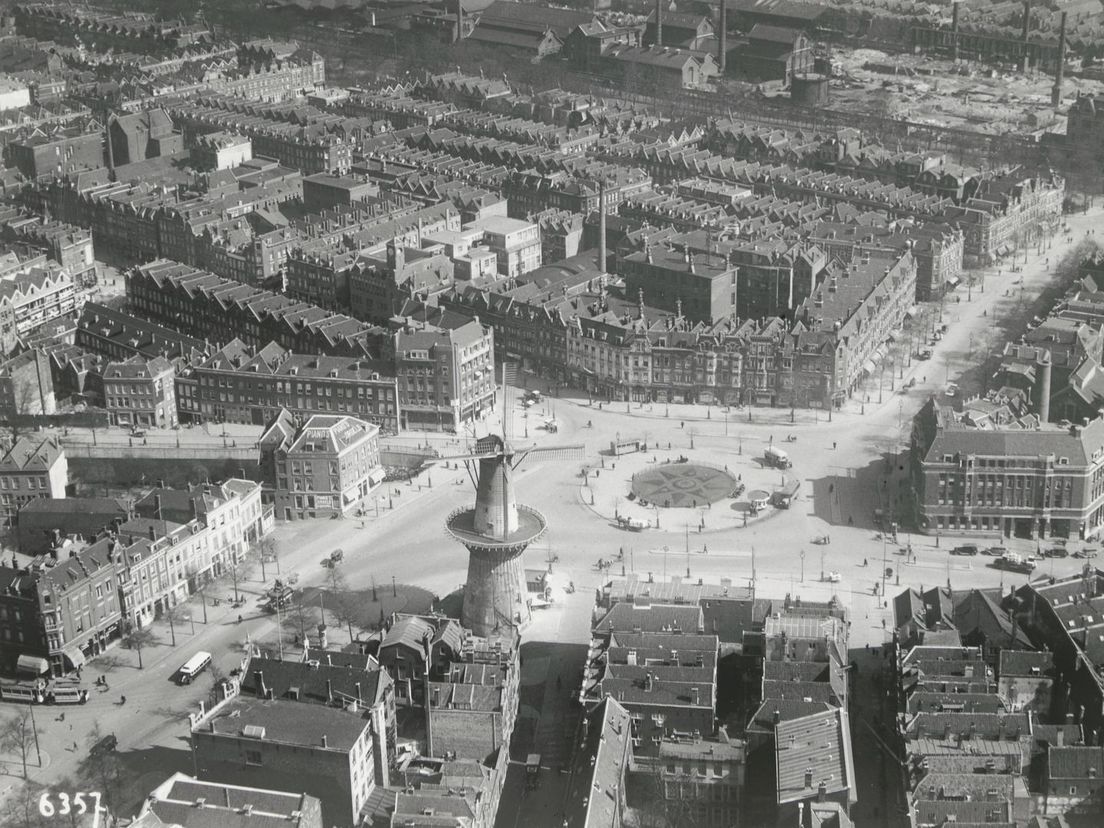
{"left": 461, "top": 545, "right": 532, "bottom": 638}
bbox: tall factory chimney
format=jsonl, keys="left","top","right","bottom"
{"left": 655, "top": 0, "right": 663, "bottom": 48}
{"left": 1021, "top": 0, "right": 1031, "bottom": 72}
{"left": 719, "top": 0, "right": 727, "bottom": 74}
{"left": 951, "top": 1, "right": 960, "bottom": 62}
{"left": 456, "top": 0, "right": 464, "bottom": 43}
{"left": 598, "top": 180, "right": 607, "bottom": 275}
{"left": 1052, "top": 12, "right": 1067, "bottom": 107}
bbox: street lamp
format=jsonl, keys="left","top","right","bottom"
{"left": 800, "top": 549, "right": 805, "bottom": 583}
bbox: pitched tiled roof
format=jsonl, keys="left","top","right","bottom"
{"left": 239, "top": 655, "right": 388, "bottom": 708}
{"left": 563, "top": 697, "right": 632, "bottom": 828}
{"left": 593, "top": 602, "right": 704, "bottom": 635}
{"left": 774, "top": 708, "right": 856, "bottom": 805}
{"left": 1047, "top": 745, "right": 1104, "bottom": 779}
{"left": 998, "top": 650, "right": 1056, "bottom": 678}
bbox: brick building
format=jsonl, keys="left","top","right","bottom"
{"left": 102, "top": 354, "right": 177, "bottom": 429}
{"left": 394, "top": 319, "right": 496, "bottom": 432}
{"left": 5, "top": 121, "right": 104, "bottom": 182}
{"left": 912, "top": 401, "right": 1104, "bottom": 540}
{"left": 0, "top": 264, "right": 82, "bottom": 353}
{"left": 191, "top": 695, "right": 375, "bottom": 828}
{"left": 259, "top": 412, "right": 383, "bottom": 520}
{"left": 126, "top": 259, "right": 389, "bottom": 360}
{"left": 107, "top": 109, "right": 183, "bottom": 168}
{"left": 348, "top": 241, "right": 455, "bottom": 326}
{"left": 0, "top": 348, "right": 54, "bottom": 418}
{"left": 133, "top": 773, "right": 323, "bottom": 828}
{"left": 0, "top": 435, "right": 66, "bottom": 528}
{"left": 184, "top": 339, "right": 398, "bottom": 431}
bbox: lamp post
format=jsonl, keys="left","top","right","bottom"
{"left": 800, "top": 549, "right": 805, "bottom": 583}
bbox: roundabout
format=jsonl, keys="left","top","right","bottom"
{"left": 630, "top": 463, "right": 738, "bottom": 508}
{"left": 582, "top": 444, "right": 796, "bottom": 535}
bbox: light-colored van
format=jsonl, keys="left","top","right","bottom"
{"left": 177, "top": 651, "right": 212, "bottom": 685}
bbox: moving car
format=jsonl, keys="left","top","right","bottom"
{"left": 984, "top": 546, "right": 1007, "bottom": 556}
{"left": 1043, "top": 546, "right": 1068, "bottom": 558}
{"left": 951, "top": 544, "right": 979, "bottom": 556}
{"left": 1074, "top": 547, "right": 1098, "bottom": 559}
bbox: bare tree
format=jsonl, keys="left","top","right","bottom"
{"left": 164, "top": 604, "right": 187, "bottom": 647}
{"left": 225, "top": 545, "right": 258, "bottom": 603}
{"left": 1, "top": 708, "right": 40, "bottom": 779}
{"left": 252, "top": 535, "right": 278, "bottom": 582}
{"left": 122, "top": 625, "right": 159, "bottom": 669}
{"left": 78, "top": 722, "right": 122, "bottom": 825}
{"left": 0, "top": 778, "right": 51, "bottom": 828}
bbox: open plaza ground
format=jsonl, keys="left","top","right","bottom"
{"left": 1, "top": 206, "right": 1101, "bottom": 826}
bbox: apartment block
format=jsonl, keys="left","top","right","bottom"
{"left": 102, "top": 355, "right": 177, "bottom": 429}
{"left": 126, "top": 259, "right": 389, "bottom": 360}
{"left": 0, "top": 435, "right": 66, "bottom": 528}
{"left": 259, "top": 411, "right": 382, "bottom": 520}
{"left": 185, "top": 339, "right": 398, "bottom": 432}
{"left": 912, "top": 401, "right": 1104, "bottom": 540}
{"left": 394, "top": 319, "right": 495, "bottom": 432}
{"left": 191, "top": 695, "right": 375, "bottom": 828}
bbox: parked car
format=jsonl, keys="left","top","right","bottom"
{"left": 951, "top": 544, "right": 979, "bottom": 556}
{"left": 994, "top": 553, "right": 1036, "bottom": 573}
{"left": 1074, "top": 547, "right": 1099, "bottom": 559}
{"left": 984, "top": 546, "right": 1006, "bottom": 556}
{"left": 917, "top": 349, "right": 932, "bottom": 361}
{"left": 1044, "top": 546, "right": 1069, "bottom": 558}
{"left": 945, "top": 384, "right": 959, "bottom": 398}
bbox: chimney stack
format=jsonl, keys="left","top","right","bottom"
{"left": 321, "top": 734, "right": 328, "bottom": 748}
{"left": 718, "top": 1, "right": 727, "bottom": 74}
{"left": 655, "top": 0, "right": 663, "bottom": 47}
{"left": 804, "top": 768, "right": 813, "bottom": 788}
{"left": 598, "top": 180, "right": 607, "bottom": 275}
{"left": 951, "top": 1, "right": 960, "bottom": 62}
{"left": 817, "top": 781, "right": 827, "bottom": 802}
{"left": 326, "top": 679, "right": 333, "bottom": 702}
{"left": 1052, "top": 12, "right": 1067, "bottom": 107}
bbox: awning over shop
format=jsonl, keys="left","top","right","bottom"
{"left": 945, "top": 276, "right": 961, "bottom": 287}
{"left": 16, "top": 654, "right": 49, "bottom": 675}
{"left": 904, "top": 305, "right": 918, "bottom": 318}
{"left": 63, "top": 647, "right": 86, "bottom": 669}
{"left": 996, "top": 244, "right": 1010, "bottom": 256}
{"left": 862, "top": 360, "right": 876, "bottom": 374}
{"left": 886, "top": 333, "right": 897, "bottom": 343}
{"left": 369, "top": 468, "right": 386, "bottom": 486}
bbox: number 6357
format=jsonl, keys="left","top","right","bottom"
{"left": 38, "top": 791, "right": 103, "bottom": 822}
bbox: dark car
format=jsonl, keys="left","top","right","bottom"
{"left": 952, "top": 544, "right": 979, "bottom": 556}
{"left": 984, "top": 546, "right": 1006, "bottom": 556}
{"left": 1044, "top": 547, "right": 1069, "bottom": 558}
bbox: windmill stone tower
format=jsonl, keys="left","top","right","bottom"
{"left": 441, "top": 382, "right": 583, "bottom": 637}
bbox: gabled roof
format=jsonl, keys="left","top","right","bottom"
{"left": 775, "top": 708, "right": 856, "bottom": 805}
{"left": 592, "top": 602, "right": 705, "bottom": 636}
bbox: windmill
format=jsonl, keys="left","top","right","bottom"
{"left": 438, "top": 364, "right": 585, "bottom": 637}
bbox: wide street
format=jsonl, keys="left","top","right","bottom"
{"left": 2, "top": 208, "right": 1100, "bottom": 824}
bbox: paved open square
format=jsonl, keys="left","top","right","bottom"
{"left": 630, "top": 462, "right": 738, "bottom": 508}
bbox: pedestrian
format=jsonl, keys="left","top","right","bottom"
{"left": 833, "top": 441, "right": 837, "bottom": 450}
{"left": 120, "top": 695, "right": 126, "bottom": 705}
{"left": 237, "top": 614, "right": 243, "bottom": 624}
